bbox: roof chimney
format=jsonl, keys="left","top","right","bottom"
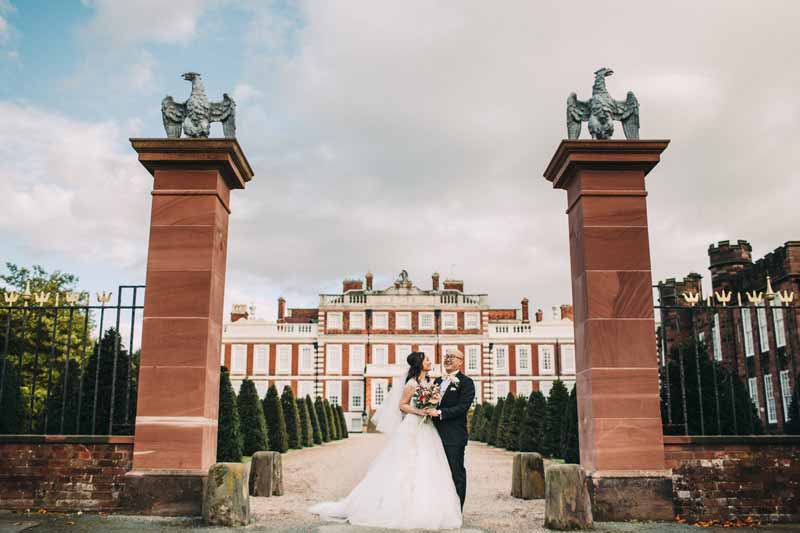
{"left": 366, "top": 271, "right": 373, "bottom": 291}
{"left": 231, "top": 304, "right": 249, "bottom": 322}
{"left": 535, "top": 308, "right": 543, "bottom": 322}
{"left": 278, "top": 297, "right": 286, "bottom": 321}
{"left": 432, "top": 272, "right": 440, "bottom": 291}
{"left": 560, "top": 304, "right": 573, "bottom": 321}
{"left": 521, "top": 298, "right": 530, "bottom": 322}
{"left": 552, "top": 306, "right": 561, "bottom": 320}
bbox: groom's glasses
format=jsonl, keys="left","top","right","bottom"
{"left": 444, "top": 354, "right": 463, "bottom": 361}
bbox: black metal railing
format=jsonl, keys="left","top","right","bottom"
{"left": 0, "top": 284, "right": 144, "bottom": 436}
{"left": 656, "top": 297, "right": 799, "bottom": 436}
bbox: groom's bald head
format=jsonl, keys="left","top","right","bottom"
{"left": 443, "top": 348, "right": 464, "bottom": 373}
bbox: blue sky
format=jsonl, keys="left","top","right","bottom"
{"left": 1, "top": 1, "right": 799, "bottom": 320}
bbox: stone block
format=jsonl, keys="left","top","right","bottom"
{"left": 203, "top": 463, "right": 250, "bottom": 526}
{"left": 511, "top": 452, "right": 545, "bottom": 500}
{"left": 544, "top": 464, "right": 593, "bottom": 530}
{"left": 249, "top": 451, "right": 283, "bottom": 497}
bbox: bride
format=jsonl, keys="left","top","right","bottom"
{"left": 309, "top": 352, "right": 463, "bottom": 530}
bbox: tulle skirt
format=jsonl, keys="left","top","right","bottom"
{"left": 309, "top": 413, "right": 463, "bottom": 530}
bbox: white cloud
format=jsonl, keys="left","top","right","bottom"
{"left": 128, "top": 50, "right": 156, "bottom": 91}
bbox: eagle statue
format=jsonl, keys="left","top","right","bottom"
{"left": 161, "top": 72, "right": 236, "bottom": 138}
{"left": 566, "top": 68, "right": 639, "bottom": 140}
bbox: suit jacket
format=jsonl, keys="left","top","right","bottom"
{"left": 432, "top": 371, "right": 475, "bottom": 447}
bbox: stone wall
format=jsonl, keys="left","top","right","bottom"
{"left": 0, "top": 435, "right": 133, "bottom": 512}
{"left": 664, "top": 435, "right": 800, "bottom": 523}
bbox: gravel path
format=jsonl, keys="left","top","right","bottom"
{"left": 250, "top": 433, "right": 544, "bottom": 532}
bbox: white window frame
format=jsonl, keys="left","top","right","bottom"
{"left": 254, "top": 380, "right": 268, "bottom": 398}
{"left": 231, "top": 379, "right": 243, "bottom": 394}
{"left": 756, "top": 304, "right": 769, "bottom": 352}
{"left": 473, "top": 380, "right": 482, "bottom": 404}
{"left": 276, "top": 344, "right": 292, "bottom": 375}
{"left": 494, "top": 344, "right": 509, "bottom": 375}
{"left": 464, "top": 312, "right": 480, "bottom": 330}
{"left": 299, "top": 344, "right": 314, "bottom": 374}
{"left": 561, "top": 344, "right": 576, "bottom": 374}
{"left": 419, "top": 312, "right": 434, "bottom": 331}
{"left": 326, "top": 344, "right": 342, "bottom": 374}
{"left": 764, "top": 374, "right": 777, "bottom": 424}
{"left": 516, "top": 345, "right": 532, "bottom": 375}
{"left": 395, "top": 344, "right": 412, "bottom": 361}
{"left": 712, "top": 314, "right": 722, "bottom": 361}
{"left": 231, "top": 344, "right": 247, "bottom": 374}
{"left": 372, "top": 311, "right": 388, "bottom": 330}
{"left": 274, "top": 380, "right": 292, "bottom": 395}
{"left": 748, "top": 377, "right": 760, "bottom": 411}
{"left": 741, "top": 308, "right": 755, "bottom": 357}
{"left": 538, "top": 344, "right": 555, "bottom": 375}
{"left": 252, "top": 344, "right": 269, "bottom": 375}
{"left": 442, "top": 312, "right": 457, "bottom": 330}
{"left": 779, "top": 370, "right": 792, "bottom": 421}
{"left": 327, "top": 312, "right": 343, "bottom": 330}
{"left": 494, "top": 380, "right": 509, "bottom": 402}
{"left": 220, "top": 344, "right": 226, "bottom": 364}
{"left": 539, "top": 380, "right": 553, "bottom": 398}
{"left": 395, "top": 312, "right": 411, "bottom": 330}
{"left": 297, "top": 380, "right": 315, "bottom": 400}
{"left": 372, "top": 344, "right": 389, "bottom": 365}
{"left": 516, "top": 380, "right": 533, "bottom": 399}
{"left": 349, "top": 380, "right": 364, "bottom": 411}
{"left": 326, "top": 380, "right": 342, "bottom": 407}
{"left": 466, "top": 345, "right": 481, "bottom": 374}
{"left": 349, "top": 344, "right": 365, "bottom": 375}
{"left": 349, "top": 311, "right": 365, "bottom": 330}
{"left": 772, "top": 301, "right": 786, "bottom": 348}
{"left": 372, "top": 378, "right": 388, "bottom": 407}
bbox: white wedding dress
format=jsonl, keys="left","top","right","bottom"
{"left": 309, "top": 378, "right": 463, "bottom": 530}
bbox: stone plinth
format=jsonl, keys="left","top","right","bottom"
{"left": 203, "top": 463, "right": 250, "bottom": 526}
{"left": 544, "top": 464, "right": 593, "bottom": 530}
{"left": 543, "top": 140, "right": 673, "bottom": 521}
{"left": 511, "top": 452, "right": 545, "bottom": 500}
{"left": 127, "top": 138, "right": 253, "bottom": 516}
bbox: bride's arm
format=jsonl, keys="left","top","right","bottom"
{"left": 398, "top": 384, "right": 425, "bottom": 416}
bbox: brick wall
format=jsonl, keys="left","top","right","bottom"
{"left": 0, "top": 436, "right": 133, "bottom": 512}
{"left": 664, "top": 435, "right": 800, "bottom": 523}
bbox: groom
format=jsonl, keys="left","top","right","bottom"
{"left": 426, "top": 349, "right": 475, "bottom": 510}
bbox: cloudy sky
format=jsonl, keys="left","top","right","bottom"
{"left": 1, "top": 1, "right": 798, "bottom": 319}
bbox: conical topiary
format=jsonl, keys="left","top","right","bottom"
{"left": 506, "top": 395, "right": 528, "bottom": 452}
{"left": 487, "top": 397, "right": 505, "bottom": 446}
{"left": 497, "top": 392, "right": 516, "bottom": 448}
{"left": 325, "top": 399, "right": 339, "bottom": 440}
{"left": 237, "top": 378, "right": 268, "bottom": 456}
{"left": 315, "top": 396, "right": 330, "bottom": 442}
{"left": 297, "top": 394, "right": 314, "bottom": 446}
{"left": 217, "top": 367, "right": 243, "bottom": 462}
{"left": 560, "top": 385, "right": 580, "bottom": 463}
{"left": 477, "top": 403, "right": 494, "bottom": 442}
{"left": 281, "top": 385, "right": 302, "bottom": 449}
{"left": 306, "top": 395, "right": 323, "bottom": 444}
{"left": 519, "top": 390, "right": 547, "bottom": 453}
{"left": 469, "top": 404, "right": 482, "bottom": 440}
{"left": 542, "top": 380, "right": 570, "bottom": 458}
{"left": 263, "top": 384, "right": 288, "bottom": 453}
{"left": 336, "top": 405, "right": 349, "bottom": 438}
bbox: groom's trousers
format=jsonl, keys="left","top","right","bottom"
{"left": 443, "top": 445, "right": 466, "bottom": 509}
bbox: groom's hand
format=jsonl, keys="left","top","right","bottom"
{"left": 424, "top": 408, "right": 441, "bottom": 418}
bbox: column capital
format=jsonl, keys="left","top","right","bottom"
{"left": 543, "top": 139, "right": 670, "bottom": 190}
{"left": 130, "top": 138, "right": 254, "bottom": 190}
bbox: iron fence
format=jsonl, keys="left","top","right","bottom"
{"left": 655, "top": 287, "right": 799, "bottom": 436}
{"left": 0, "top": 284, "right": 144, "bottom": 436}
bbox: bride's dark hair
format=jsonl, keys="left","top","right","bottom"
{"left": 405, "top": 351, "right": 426, "bottom": 384}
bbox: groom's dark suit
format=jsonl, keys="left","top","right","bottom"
{"left": 433, "top": 371, "right": 475, "bottom": 510}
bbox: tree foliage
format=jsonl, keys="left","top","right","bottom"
{"left": 325, "top": 399, "right": 339, "bottom": 440}
{"left": 280, "top": 385, "right": 302, "bottom": 449}
{"left": 314, "top": 396, "right": 330, "bottom": 442}
{"left": 336, "top": 405, "right": 349, "bottom": 438}
{"left": 542, "top": 380, "right": 570, "bottom": 458}
{"left": 560, "top": 385, "right": 580, "bottom": 463}
{"left": 486, "top": 397, "right": 504, "bottom": 446}
{"left": 477, "top": 403, "right": 494, "bottom": 442}
{"left": 468, "top": 404, "right": 482, "bottom": 441}
{"left": 263, "top": 385, "right": 288, "bottom": 453}
{"left": 496, "top": 393, "right": 516, "bottom": 448}
{"left": 297, "top": 394, "right": 314, "bottom": 446}
{"left": 238, "top": 379, "right": 268, "bottom": 456}
{"left": 217, "top": 367, "right": 242, "bottom": 462}
{"left": 505, "top": 396, "right": 528, "bottom": 452}
{"left": 306, "top": 395, "right": 323, "bottom": 444}
{"left": 519, "top": 390, "right": 547, "bottom": 453}
{"left": 0, "top": 360, "right": 25, "bottom": 433}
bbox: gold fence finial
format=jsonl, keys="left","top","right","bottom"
{"left": 65, "top": 292, "right": 80, "bottom": 305}
{"left": 745, "top": 290, "right": 764, "bottom": 305}
{"left": 3, "top": 290, "right": 20, "bottom": 305}
{"left": 97, "top": 291, "right": 113, "bottom": 305}
{"left": 778, "top": 290, "right": 795, "bottom": 305}
{"left": 714, "top": 289, "right": 732, "bottom": 306}
{"left": 33, "top": 291, "right": 51, "bottom": 306}
{"left": 681, "top": 291, "right": 700, "bottom": 307}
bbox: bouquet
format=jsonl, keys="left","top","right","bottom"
{"left": 413, "top": 382, "right": 442, "bottom": 424}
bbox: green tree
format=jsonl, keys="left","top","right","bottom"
{"left": 325, "top": 399, "right": 339, "bottom": 440}
{"left": 216, "top": 367, "right": 242, "bottom": 462}
{"left": 519, "top": 391, "right": 547, "bottom": 453}
{"left": 306, "top": 395, "right": 323, "bottom": 444}
{"left": 560, "top": 385, "right": 580, "bottom": 463}
{"left": 0, "top": 360, "right": 25, "bottom": 433}
{"left": 468, "top": 404, "right": 482, "bottom": 440}
{"left": 336, "top": 405, "right": 349, "bottom": 438}
{"left": 297, "top": 395, "right": 314, "bottom": 446}
{"left": 505, "top": 396, "right": 528, "bottom": 452}
{"left": 238, "top": 379, "right": 268, "bottom": 456}
{"left": 477, "top": 403, "right": 494, "bottom": 442}
{"left": 280, "top": 385, "right": 302, "bottom": 449}
{"left": 785, "top": 375, "right": 800, "bottom": 435}
{"left": 542, "top": 380, "right": 570, "bottom": 458}
{"left": 487, "top": 397, "right": 505, "bottom": 446}
{"left": 315, "top": 396, "right": 330, "bottom": 442}
{"left": 497, "top": 392, "right": 516, "bottom": 448}
{"left": 263, "top": 385, "right": 288, "bottom": 453}
{"left": 43, "top": 359, "right": 81, "bottom": 434}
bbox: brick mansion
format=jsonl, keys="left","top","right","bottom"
{"left": 221, "top": 271, "right": 576, "bottom": 432}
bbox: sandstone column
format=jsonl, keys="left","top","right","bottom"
{"left": 124, "top": 139, "right": 253, "bottom": 515}
{"left": 543, "top": 140, "right": 673, "bottom": 521}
